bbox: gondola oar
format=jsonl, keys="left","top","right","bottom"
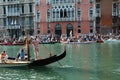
{"left": 41, "top": 44, "right": 63, "bottom": 66}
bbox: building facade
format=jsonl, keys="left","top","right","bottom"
{"left": 0, "top": 0, "right": 119, "bottom": 39}
{"left": 0, "top": 0, "right": 34, "bottom": 38}
{"left": 95, "top": 0, "right": 120, "bottom": 34}
{"left": 35, "top": 0, "right": 96, "bottom": 37}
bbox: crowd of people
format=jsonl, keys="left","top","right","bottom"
{"left": 60, "top": 34, "right": 120, "bottom": 43}
{"left": 0, "top": 33, "right": 120, "bottom": 63}
{"left": 0, "top": 36, "right": 41, "bottom": 63}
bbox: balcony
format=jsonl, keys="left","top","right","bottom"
{"left": 6, "top": 12, "right": 20, "bottom": 16}
{"left": 89, "top": 17, "right": 94, "bottom": 21}
{"left": 112, "top": 13, "right": 118, "bottom": 17}
{"left": 6, "top": 25, "right": 21, "bottom": 29}
{"left": 78, "top": 0, "right": 82, "bottom": 3}
{"left": 96, "top": 13, "right": 101, "bottom": 17}
{"left": 51, "top": 18, "right": 75, "bottom": 22}
{"left": 1, "top": 0, "right": 33, "bottom": 5}
{"left": 77, "top": 17, "right": 82, "bottom": 21}
{"left": 1, "top": 1, "right": 20, "bottom": 5}
{"left": 51, "top": 1, "right": 75, "bottom": 5}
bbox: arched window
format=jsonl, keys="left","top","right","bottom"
{"left": 52, "top": 9, "right": 55, "bottom": 18}
{"left": 55, "top": 24, "right": 62, "bottom": 36}
{"left": 55, "top": 24, "right": 61, "bottom": 30}
{"left": 52, "top": 0, "right": 55, "bottom": 4}
{"left": 70, "top": 8, "right": 72, "bottom": 18}
{"left": 89, "top": 7, "right": 93, "bottom": 19}
{"left": 89, "top": 0, "right": 93, "bottom": 3}
{"left": 35, "top": 0, "right": 40, "bottom": 5}
{"left": 72, "top": 8, "right": 74, "bottom": 18}
{"left": 36, "top": 10, "right": 40, "bottom": 22}
{"left": 56, "top": 9, "right": 59, "bottom": 18}
{"left": 78, "top": 29, "right": 81, "bottom": 33}
{"left": 66, "top": 23, "right": 73, "bottom": 36}
{"left": 37, "top": 30, "right": 40, "bottom": 34}
{"left": 77, "top": 8, "right": 81, "bottom": 19}
{"left": 68, "top": 8, "right": 70, "bottom": 18}
{"left": 60, "top": 9, "right": 63, "bottom": 18}
{"left": 47, "top": 9, "right": 50, "bottom": 19}
{"left": 64, "top": 9, "right": 67, "bottom": 17}
{"left": 78, "top": 22, "right": 81, "bottom": 28}
{"left": 90, "top": 21, "right": 93, "bottom": 28}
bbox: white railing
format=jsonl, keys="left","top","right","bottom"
{"left": 6, "top": 12, "right": 20, "bottom": 16}
{"left": 6, "top": 25, "right": 21, "bottom": 29}
{"left": 51, "top": 18, "right": 75, "bottom": 22}
{"left": 96, "top": 13, "right": 101, "bottom": 17}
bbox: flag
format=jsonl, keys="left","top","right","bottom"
{"left": 69, "top": 30, "right": 72, "bottom": 35}
{"left": 11, "top": 20, "right": 13, "bottom": 25}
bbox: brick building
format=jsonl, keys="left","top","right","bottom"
{"left": 0, "top": 0, "right": 120, "bottom": 38}
{"left": 35, "top": 0, "right": 96, "bottom": 37}
{"left": 96, "top": 0, "right": 120, "bottom": 34}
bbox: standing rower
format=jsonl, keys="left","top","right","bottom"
{"left": 32, "top": 36, "right": 40, "bottom": 60}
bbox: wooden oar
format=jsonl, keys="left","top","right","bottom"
{"left": 41, "top": 44, "right": 54, "bottom": 56}
{"left": 41, "top": 44, "right": 63, "bottom": 66}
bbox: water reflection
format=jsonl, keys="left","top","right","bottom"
{"left": 0, "top": 43, "right": 120, "bottom": 80}
{"left": 0, "top": 66, "right": 65, "bottom": 80}
{"left": 64, "top": 43, "right": 120, "bottom": 80}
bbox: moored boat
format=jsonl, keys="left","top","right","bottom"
{"left": 0, "top": 42, "right": 25, "bottom": 46}
{"left": 97, "top": 40, "right": 104, "bottom": 43}
{"left": 96, "top": 35, "right": 104, "bottom": 43}
{"left": 66, "top": 41, "right": 96, "bottom": 44}
{"left": 39, "top": 41, "right": 59, "bottom": 44}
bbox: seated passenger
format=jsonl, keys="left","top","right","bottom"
{"left": 1, "top": 51, "right": 8, "bottom": 63}
{"left": 20, "top": 49, "right": 25, "bottom": 61}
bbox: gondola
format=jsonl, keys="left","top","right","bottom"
{"left": 0, "top": 49, "right": 66, "bottom": 67}
{"left": 0, "top": 36, "right": 66, "bottom": 68}
{"left": 28, "top": 49, "right": 66, "bottom": 67}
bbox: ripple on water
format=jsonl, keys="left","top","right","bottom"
{"left": 61, "top": 65, "right": 74, "bottom": 68}
{"left": 113, "top": 68, "right": 120, "bottom": 74}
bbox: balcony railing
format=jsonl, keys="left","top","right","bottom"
{"left": 77, "top": 17, "right": 82, "bottom": 21}
{"left": 6, "top": 12, "right": 20, "bottom": 16}
{"left": 1, "top": 0, "right": 33, "bottom": 5}
{"left": 6, "top": 25, "right": 21, "bottom": 29}
{"left": 96, "top": 13, "right": 101, "bottom": 17}
{"left": 51, "top": 18, "right": 75, "bottom": 22}
{"left": 52, "top": 1, "right": 75, "bottom": 4}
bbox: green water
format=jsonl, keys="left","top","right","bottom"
{"left": 0, "top": 43, "right": 120, "bottom": 80}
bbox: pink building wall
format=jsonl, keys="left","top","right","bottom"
{"left": 35, "top": 0, "right": 95, "bottom": 36}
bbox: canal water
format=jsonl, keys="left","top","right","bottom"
{"left": 0, "top": 42, "right": 120, "bottom": 80}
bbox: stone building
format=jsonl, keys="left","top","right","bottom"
{"left": 0, "top": 0, "right": 34, "bottom": 38}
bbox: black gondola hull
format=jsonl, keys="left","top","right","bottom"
{"left": 0, "top": 49, "right": 66, "bottom": 68}
{"left": 28, "top": 50, "right": 66, "bottom": 66}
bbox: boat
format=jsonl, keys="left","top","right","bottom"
{"left": 66, "top": 41, "right": 96, "bottom": 44}
{"left": 0, "top": 36, "right": 66, "bottom": 68}
{"left": 39, "top": 41, "right": 59, "bottom": 44}
{"left": 0, "top": 49, "right": 66, "bottom": 67}
{"left": 0, "top": 42, "right": 25, "bottom": 46}
{"left": 104, "top": 38, "right": 120, "bottom": 43}
{"left": 28, "top": 49, "right": 66, "bottom": 67}
{"left": 96, "top": 35, "right": 104, "bottom": 43}
{"left": 97, "top": 40, "right": 104, "bottom": 43}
